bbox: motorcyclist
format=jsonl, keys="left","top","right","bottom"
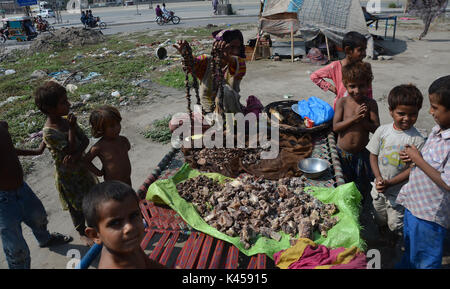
{"left": 162, "top": 3, "right": 171, "bottom": 21}
{"left": 80, "top": 11, "right": 87, "bottom": 26}
{"left": 155, "top": 5, "right": 163, "bottom": 19}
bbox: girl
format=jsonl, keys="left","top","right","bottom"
{"left": 310, "top": 31, "right": 373, "bottom": 110}
{"left": 173, "top": 29, "right": 247, "bottom": 114}
{"left": 84, "top": 105, "right": 132, "bottom": 187}
{"left": 34, "top": 81, "right": 98, "bottom": 246}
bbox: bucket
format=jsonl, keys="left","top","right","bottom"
{"left": 156, "top": 47, "right": 167, "bottom": 59}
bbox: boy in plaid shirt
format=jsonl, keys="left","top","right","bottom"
{"left": 396, "top": 75, "right": 450, "bottom": 268}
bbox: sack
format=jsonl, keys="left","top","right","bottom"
{"left": 292, "top": 96, "right": 334, "bottom": 126}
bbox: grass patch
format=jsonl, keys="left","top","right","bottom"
{"left": 143, "top": 115, "right": 172, "bottom": 144}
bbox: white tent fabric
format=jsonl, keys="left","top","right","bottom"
{"left": 298, "top": 0, "right": 373, "bottom": 57}
{"left": 260, "top": 0, "right": 374, "bottom": 58}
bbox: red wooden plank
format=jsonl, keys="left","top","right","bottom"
{"left": 208, "top": 240, "right": 224, "bottom": 269}
{"left": 149, "top": 231, "right": 170, "bottom": 261}
{"left": 185, "top": 233, "right": 205, "bottom": 269}
{"left": 247, "top": 256, "right": 258, "bottom": 269}
{"left": 257, "top": 254, "right": 266, "bottom": 269}
{"left": 139, "top": 201, "right": 152, "bottom": 226}
{"left": 140, "top": 229, "right": 156, "bottom": 250}
{"left": 225, "top": 246, "right": 239, "bottom": 269}
{"left": 158, "top": 231, "right": 180, "bottom": 266}
{"left": 196, "top": 235, "right": 213, "bottom": 269}
{"left": 175, "top": 232, "right": 197, "bottom": 269}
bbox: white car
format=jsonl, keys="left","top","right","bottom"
{"left": 37, "top": 9, "right": 55, "bottom": 18}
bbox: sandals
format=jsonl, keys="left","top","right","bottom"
{"left": 40, "top": 232, "right": 73, "bottom": 248}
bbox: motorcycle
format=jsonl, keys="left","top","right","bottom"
{"left": 35, "top": 18, "right": 55, "bottom": 33}
{"left": 156, "top": 11, "right": 180, "bottom": 25}
{"left": 84, "top": 16, "right": 107, "bottom": 29}
{"left": 0, "top": 28, "right": 7, "bottom": 43}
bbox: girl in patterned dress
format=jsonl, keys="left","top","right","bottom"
{"left": 34, "top": 81, "right": 98, "bottom": 246}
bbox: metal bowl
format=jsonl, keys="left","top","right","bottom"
{"left": 298, "top": 158, "right": 330, "bottom": 179}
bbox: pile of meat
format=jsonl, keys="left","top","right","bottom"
{"left": 176, "top": 175, "right": 339, "bottom": 249}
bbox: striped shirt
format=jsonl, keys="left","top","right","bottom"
{"left": 194, "top": 54, "right": 246, "bottom": 81}
{"left": 396, "top": 125, "right": 450, "bottom": 229}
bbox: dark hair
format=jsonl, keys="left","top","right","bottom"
{"left": 342, "top": 61, "right": 373, "bottom": 86}
{"left": 342, "top": 31, "right": 367, "bottom": 51}
{"left": 429, "top": 75, "right": 450, "bottom": 110}
{"left": 34, "top": 81, "right": 67, "bottom": 114}
{"left": 82, "top": 181, "right": 139, "bottom": 229}
{"left": 388, "top": 84, "right": 423, "bottom": 110}
{"left": 212, "top": 29, "right": 246, "bottom": 58}
{"left": 89, "top": 105, "right": 122, "bottom": 138}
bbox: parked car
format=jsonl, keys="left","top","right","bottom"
{"left": 37, "top": 9, "right": 56, "bottom": 18}
{"left": 125, "top": 1, "right": 134, "bottom": 6}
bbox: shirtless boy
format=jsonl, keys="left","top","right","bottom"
{"left": 85, "top": 106, "right": 132, "bottom": 186}
{"left": 333, "top": 61, "right": 380, "bottom": 199}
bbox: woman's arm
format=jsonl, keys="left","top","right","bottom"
{"left": 16, "top": 141, "right": 46, "bottom": 156}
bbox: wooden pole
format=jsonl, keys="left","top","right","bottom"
{"left": 251, "top": 31, "right": 261, "bottom": 62}
{"left": 291, "top": 22, "right": 294, "bottom": 62}
{"left": 325, "top": 35, "right": 331, "bottom": 61}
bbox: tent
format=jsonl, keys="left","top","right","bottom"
{"left": 257, "top": 0, "right": 374, "bottom": 59}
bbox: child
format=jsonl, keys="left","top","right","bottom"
{"left": 396, "top": 75, "right": 450, "bottom": 269}
{"left": 173, "top": 29, "right": 246, "bottom": 114}
{"left": 366, "top": 84, "right": 425, "bottom": 247}
{"left": 84, "top": 105, "right": 132, "bottom": 186}
{"left": 34, "top": 81, "right": 98, "bottom": 246}
{"left": 333, "top": 61, "right": 380, "bottom": 199}
{"left": 310, "top": 31, "right": 373, "bottom": 109}
{"left": 0, "top": 120, "right": 72, "bottom": 269}
{"left": 83, "top": 181, "right": 166, "bottom": 269}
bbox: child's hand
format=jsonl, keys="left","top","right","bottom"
{"left": 403, "top": 144, "right": 422, "bottom": 164}
{"left": 213, "top": 40, "right": 232, "bottom": 63}
{"left": 399, "top": 149, "right": 411, "bottom": 163}
{"left": 67, "top": 113, "right": 77, "bottom": 128}
{"left": 354, "top": 104, "right": 368, "bottom": 123}
{"left": 375, "top": 177, "right": 389, "bottom": 193}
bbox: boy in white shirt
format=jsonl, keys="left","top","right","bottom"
{"left": 366, "top": 84, "right": 425, "bottom": 247}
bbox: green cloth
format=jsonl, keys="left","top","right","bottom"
{"left": 146, "top": 163, "right": 365, "bottom": 259}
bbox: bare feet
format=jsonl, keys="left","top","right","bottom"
{"left": 80, "top": 235, "right": 94, "bottom": 247}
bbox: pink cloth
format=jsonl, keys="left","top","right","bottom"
{"left": 273, "top": 243, "right": 367, "bottom": 269}
{"left": 310, "top": 60, "right": 373, "bottom": 109}
{"left": 242, "top": 95, "right": 264, "bottom": 119}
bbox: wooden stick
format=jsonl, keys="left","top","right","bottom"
{"left": 325, "top": 35, "right": 331, "bottom": 61}
{"left": 251, "top": 31, "right": 261, "bottom": 62}
{"left": 291, "top": 23, "right": 295, "bottom": 62}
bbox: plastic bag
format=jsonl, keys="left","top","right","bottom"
{"left": 292, "top": 96, "right": 334, "bottom": 126}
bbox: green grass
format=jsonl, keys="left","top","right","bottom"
{"left": 143, "top": 115, "right": 173, "bottom": 144}
{"left": 0, "top": 23, "right": 256, "bottom": 147}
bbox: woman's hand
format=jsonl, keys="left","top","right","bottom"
{"left": 173, "top": 40, "right": 191, "bottom": 55}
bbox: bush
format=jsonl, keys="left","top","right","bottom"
{"left": 388, "top": 2, "right": 398, "bottom": 8}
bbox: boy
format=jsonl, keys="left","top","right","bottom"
{"left": 396, "top": 75, "right": 450, "bottom": 269}
{"left": 366, "top": 84, "right": 425, "bottom": 247}
{"left": 333, "top": 61, "right": 380, "bottom": 199}
{"left": 83, "top": 181, "right": 166, "bottom": 269}
{"left": 85, "top": 106, "right": 132, "bottom": 186}
{"left": 0, "top": 120, "right": 72, "bottom": 269}
{"left": 310, "top": 31, "right": 373, "bottom": 109}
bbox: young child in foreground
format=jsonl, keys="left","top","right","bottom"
{"left": 84, "top": 106, "right": 132, "bottom": 186}
{"left": 83, "top": 181, "right": 166, "bottom": 269}
{"left": 395, "top": 75, "right": 450, "bottom": 269}
{"left": 333, "top": 61, "right": 380, "bottom": 199}
{"left": 34, "top": 81, "right": 98, "bottom": 246}
{"left": 310, "top": 31, "right": 373, "bottom": 109}
{"left": 366, "top": 84, "right": 425, "bottom": 247}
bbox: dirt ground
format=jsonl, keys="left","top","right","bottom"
{"left": 1, "top": 23, "right": 449, "bottom": 269}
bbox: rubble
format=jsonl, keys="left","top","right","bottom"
{"left": 29, "top": 27, "right": 106, "bottom": 53}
